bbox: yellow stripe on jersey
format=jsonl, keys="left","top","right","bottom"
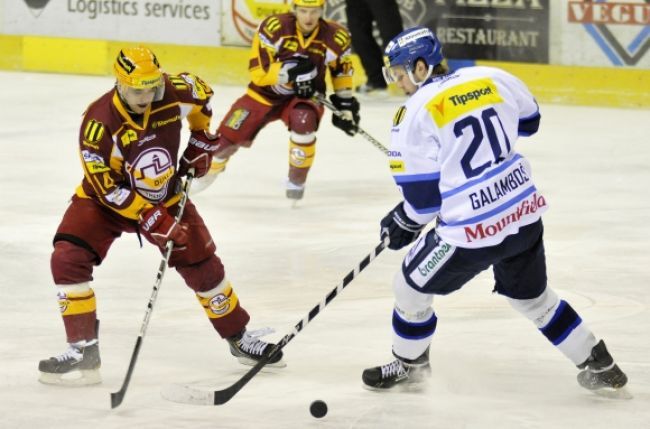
{"left": 197, "top": 284, "right": 239, "bottom": 319}
{"left": 393, "top": 106, "right": 407, "bottom": 127}
{"left": 426, "top": 78, "right": 504, "bottom": 127}
{"left": 59, "top": 289, "right": 96, "bottom": 316}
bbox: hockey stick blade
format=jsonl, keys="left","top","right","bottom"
{"left": 163, "top": 240, "right": 387, "bottom": 405}
{"left": 110, "top": 337, "right": 142, "bottom": 408}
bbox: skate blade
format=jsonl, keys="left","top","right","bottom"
{"left": 236, "top": 356, "right": 287, "bottom": 369}
{"left": 362, "top": 380, "right": 429, "bottom": 393}
{"left": 38, "top": 369, "right": 102, "bottom": 386}
{"left": 189, "top": 173, "right": 218, "bottom": 196}
{"left": 590, "top": 386, "right": 633, "bottom": 400}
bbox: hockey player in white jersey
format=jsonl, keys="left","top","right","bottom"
{"left": 362, "top": 26, "right": 628, "bottom": 395}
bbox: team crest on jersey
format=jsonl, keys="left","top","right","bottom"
{"left": 128, "top": 148, "right": 174, "bottom": 202}
{"left": 283, "top": 39, "right": 299, "bottom": 52}
{"left": 121, "top": 129, "right": 138, "bottom": 147}
{"left": 225, "top": 109, "right": 250, "bottom": 130}
{"left": 393, "top": 106, "right": 407, "bottom": 126}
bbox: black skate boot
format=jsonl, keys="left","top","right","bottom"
{"left": 38, "top": 339, "right": 101, "bottom": 386}
{"left": 227, "top": 329, "right": 285, "bottom": 367}
{"left": 362, "top": 348, "right": 431, "bottom": 390}
{"left": 577, "top": 340, "right": 628, "bottom": 392}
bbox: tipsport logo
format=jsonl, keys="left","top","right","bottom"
{"left": 24, "top": 0, "right": 50, "bottom": 17}
{"left": 568, "top": 0, "right": 649, "bottom": 66}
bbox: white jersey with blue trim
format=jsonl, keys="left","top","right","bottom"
{"left": 389, "top": 66, "right": 548, "bottom": 248}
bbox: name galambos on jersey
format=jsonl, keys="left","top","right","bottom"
{"left": 464, "top": 192, "right": 547, "bottom": 243}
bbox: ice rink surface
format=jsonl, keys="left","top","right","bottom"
{"left": 0, "top": 71, "right": 649, "bottom": 428}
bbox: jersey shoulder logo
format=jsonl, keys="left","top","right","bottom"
{"left": 264, "top": 17, "right": 281, "bottom": 36}
{"left": 84, "top": 119, "right": 105, "bottom": 144}
{"left": 393, "top": 106, "right": 407, "bottom": 127}
{"left": 169, "top": 75, "right": 189, "bottom": 90}
{"left": 333, "top": 29, "right": 350, "bottom": 48}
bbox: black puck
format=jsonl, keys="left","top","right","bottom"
{"left": 309, "top": 400, "right": 328, "bottom": 418}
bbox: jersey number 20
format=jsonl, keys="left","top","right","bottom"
{"left": 455, "top": 107, "right": 511, "bottom": 179}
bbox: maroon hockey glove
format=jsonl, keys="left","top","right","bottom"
{"left": 140, "top": 205, "right": 188, "bottom": 248}
{"left": 178, "top": 130, "right": 218, "bottom": 178}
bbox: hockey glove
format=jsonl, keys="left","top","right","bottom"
{"left": 380, "top": 202, "right": 425, "bottom": 250}
{"left": 282, "top": 57, "right": 317, "bottom": 99}
{"left": 178, "top": 130, "right": 218, "bottom": 178}
{"left": 330, "top": 94, "right": 360, "bottom": 136}
{"left": 140, "top": 205, "right": 188, "bottom": 248}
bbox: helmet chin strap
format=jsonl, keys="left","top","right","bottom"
{"left": 407, "top": 64, "right": 434, "bottom": 88}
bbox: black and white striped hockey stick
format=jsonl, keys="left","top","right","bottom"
{"left": 110, "top": 170, "right": 195, "bottom": 409}
{"left": 314, "top": 93, "right": 390, "bottom": 156}
{"left": 161, "top": 239, "right": 388, "bottom": 406}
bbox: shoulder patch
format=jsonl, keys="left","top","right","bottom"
{"left": 169, "top": 75, "right": 189, "bottom": 90}
{"left": 393, "top": 106, "right": 407, "bottom": 127}
{"left": 83, "top": 119, "right": 105, "bottom": 143}
{"left": 264, "top": 17, "right": 281, "bottom": 36}
{"left": 333, "top": 29, "right": 350, "bottom": 48}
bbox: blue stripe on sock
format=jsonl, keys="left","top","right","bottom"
{"left": 540, "top": 300, "right": 582, "bottom": 345}
{"left": 392, "top": 310, "right": 437, "bottom": 340}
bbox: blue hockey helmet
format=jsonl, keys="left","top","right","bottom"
{"left": 382, "top": 26, "right": 444, "bottom": 87}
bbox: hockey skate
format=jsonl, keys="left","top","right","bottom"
{"left": 227, "top": 328, "right": 286, "bottom": 368}
{"left": 285, "top": 180, "right": 305, "bottom": 201}
{"left": 38, "top": 339, "right": 101, "bottom": 386}
{"left": 362, "top": 348, "right": 431, "bottom": 390}
{"left": 577, "top": 340, "right": 629, "bottom": 398}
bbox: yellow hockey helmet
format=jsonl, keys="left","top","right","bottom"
{"left": 293, "top": 0, "right": 325, "bottom": 7}
{"left": 113, "top": 46, "right": 163, "bottom": 89}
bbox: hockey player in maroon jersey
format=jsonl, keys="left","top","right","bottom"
{"left": 192, "top": 0, "right": 360, "bottom": 200}
{"left": 39, "top": 47, "right": 284, "bottom": 385}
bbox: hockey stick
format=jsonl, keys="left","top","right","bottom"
{"left": 162, "top": 239, "right": 388, "bottom": 406}
{"left": 314, "top": 93, "right": 390, "bottom": 156}
{"left": 110, "top": 170, "right": 195, "bottom": 409}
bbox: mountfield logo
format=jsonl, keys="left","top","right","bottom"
{"left": 24, "top": 0, "right": 50, "bottom": 17}
{"left": 568, "top": 0, "right": 650, "bottom": 65}
{"left": 464, "top": 193, "right": 547, "bottom": 243}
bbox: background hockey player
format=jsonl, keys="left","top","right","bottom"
{"left": 362, "top": 27, "right": 628, "bottom": 395}
{"left": 39, "top": 47, "right": 283, "bottom": 385}
{"left": 192, "top": 0, "right": 360, "bottom": 200}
